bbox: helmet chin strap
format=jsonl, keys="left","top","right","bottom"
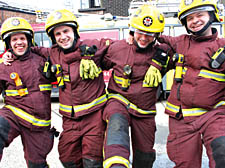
{"left": 185, "top": 11, "right": 214, "bottom": 36}
{"left": 186, "top": 19, "right": 212, "bottom": 36}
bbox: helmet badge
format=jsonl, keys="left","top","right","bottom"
{"left": 143, "top": 16, "right": 153, "bottom": 27}
{"left": 185, "top": 0, "right": 193, "bottom": 6}
{"left": 54, "top": 11, "right": 62, "bottom": 20}
{"left": 11, "top": 18, "right": 20, "bottom": 26}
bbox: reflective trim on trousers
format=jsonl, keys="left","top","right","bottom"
{"left": 59, "top": 94, "right": 108, "bottom": 113}
{"left": 108, "top": 93, "right": 156, "bottom": 115}
{"left": 5, "top": 105, "right": 51, "bottom": 127}
{"left": 103, "top": 156, "right": 130, "bottom": 168}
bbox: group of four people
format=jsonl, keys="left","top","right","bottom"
{"left": 0, "top": 0, "right": 225, "bottom": 168}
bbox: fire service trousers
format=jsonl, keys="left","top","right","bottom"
{"left": 58, "top": 109, "right": 106, "bottom": 168}
{"left": 103, "top": 99, "right": 156, "bottom": 168}
{"left": 0, "top": 108, "right": 54, "bottom": 168}
{"left": 167, "top": 109, "right": 225, "bottom": 168}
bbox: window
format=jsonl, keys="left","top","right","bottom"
{"left": 80, "top": 0, "right": 101, "bottom": 9}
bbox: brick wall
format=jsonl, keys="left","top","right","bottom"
{"left": 101, "top": 0, "right": 131, "bottom": 16}
{"left": 0, "top": 9, "right": 36, "bottom": 25}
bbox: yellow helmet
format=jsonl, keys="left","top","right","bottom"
{"left": 1, "top": 17, "right": 33, "bottom": 41}
{"left": 130, "top": 4, "right": 165, "bottom": 33}
{"left": 178, "top": 0, "right": 220, "bottom": 25}
{"left": 45, "top": 9, "right": 79, "bottom": 37}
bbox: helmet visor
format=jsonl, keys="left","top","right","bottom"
{"left": 180, "top": 6, "right": 215, "bottom": 20}
{"left": 134, "top": 29, "right": 156, "bottom": 37}
{"left": 2, "top": 30, "right": 32, "bottom": 41}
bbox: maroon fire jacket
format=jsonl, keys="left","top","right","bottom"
{"left": 0, "top": 51, "right": 52, "bottom": 130}
{"left": 103, "top": 39, "right": 171, "bottom": 117}
{"left": 32, "top": 38, "right": 112, "bottom": 119}
{"left": 159, "top": 28, "right": 225, "bottom": 119}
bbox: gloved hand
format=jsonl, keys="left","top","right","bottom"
{"left": 144, "top": 65, "right": 162, "bottom": 87}
{"left": 2, "top": 51, "right": 14, "bottom": 66}
{"left": 80, "top": 59, "right": 100, "bottom": 80}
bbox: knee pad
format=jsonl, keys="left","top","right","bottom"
{"left": 211, "top": 136, "right": 225, "bottom": 168}
{"left": 83, "top": 158, "right": 102, "bottom": 168}
{"left": 28, "top": 161, "right": 49, "bottom": 168}
{"left": 0, "top": 116, "right": 10, "bottom": 154}
{"left": 106, "top": 113, "right": 129, "bottom": 150}
{"left": 133, "top": 149, "right": 156, "bottom": 168}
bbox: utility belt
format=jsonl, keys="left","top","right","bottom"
{"left": 5, "top": 84, "right": 52, "bottom": 96}
{"left": 5, "top": 105, "right": 51, "bottom": 127}
{"left": 166, "top": 101, "right": 225, "bottom": 117}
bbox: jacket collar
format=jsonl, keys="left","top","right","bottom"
{"left": 191, "top": 28, "right": 218, "bottom": 42}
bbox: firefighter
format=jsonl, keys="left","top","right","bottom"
{"left": 148, "top": 0, "right": 225, "bottom": 167}
{"left": 100, "top": 5, "right": 172, "bottom": 168}
{"left": 0, "top": 17, "right": 55, "bottom": 168}
{"left": 1, "top": 9, "right": 113, "bottom": 168}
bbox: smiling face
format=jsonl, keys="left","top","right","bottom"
{"left": 10, "top": 33, "right": 28, "bottom": 56}
{"left": 53, "top": 25, "right": 75, "bottom": 49}
{"left": 186, "top": 11, "right": 212, "bottom": 36}
{"left": 134, "top": 29, "right": 155, "bottom": 48}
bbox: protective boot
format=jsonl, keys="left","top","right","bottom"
{"left": 83, "top": 158, "right": 102, "bottom": 168}
{"left": 132, "top": 149, "right": 156, "bottom": 168}
{"left": 0, "top": 116, "right": 10, "bottom": 161}
{"left": 211, "top": 136, "right": 225, "bottom": 168}
{"left": 61, "top": 161, "right": 77, "bottom": 168}
{"left": 28, "top": 161, "right": 49, "bottom": 168}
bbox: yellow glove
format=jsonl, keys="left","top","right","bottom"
{"left": 144, "top": 65, "right": 162, "bottom": 87}
{"left": 80, "top": 59, "right": 100, "bottom": 80}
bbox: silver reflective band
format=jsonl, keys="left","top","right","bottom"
{"left": 180, "top": 6, "right": 215, "bottom": 20}
{"left": 134, "top": 29, "right": 156, "bottom": 36}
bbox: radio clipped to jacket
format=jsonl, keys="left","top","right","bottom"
{"left": 51, "top": 64, "right": 65, "bottom": 89}
{"left": 210, "top": 46, "right": 225, "bottom": 69}
{"left": 173, "top": 53, "right": 184, "bottom": 82}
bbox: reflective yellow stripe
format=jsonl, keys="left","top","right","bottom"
{"left": 113, "top": 74, "right": 131, "bottom": 86}
{"left": 166, "top": 101, "right": 225, "bottom": 116}
{"left": 59, "top": 94, "right": 108, "bottom": 113}
{"left": 73, "top": 94, "right": 107, "bottom": 112}
{"left": 152, "top": 59, "right": 162, "bottom": 67}
{"left": 182, "top": 108, "right": 207, "bottom": 116}
{"left": 108, "top": 93, "right": 156, "bottom": 114}
{"left": 5, "top": 88, "right": 28, "bottom": 96}
{"left": 5, "top": 105, "right": 51, "bottom": 127}
{"left": 199, "top": 69, "right": 225, "bottom": 82}
{"left": 59, "top": 104, "right": 72, "bottom": 113}
{"left": 63, "top": 75, "right": 70, "bottom": 82}
{"left": 165, "top": 101, "right": 179, "bottom": 113}
{"left": 103, "top": 156, "right": 130, "bottom": 168}
{"left": 39, "top": 84, "right": 52, "bottom": 91}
